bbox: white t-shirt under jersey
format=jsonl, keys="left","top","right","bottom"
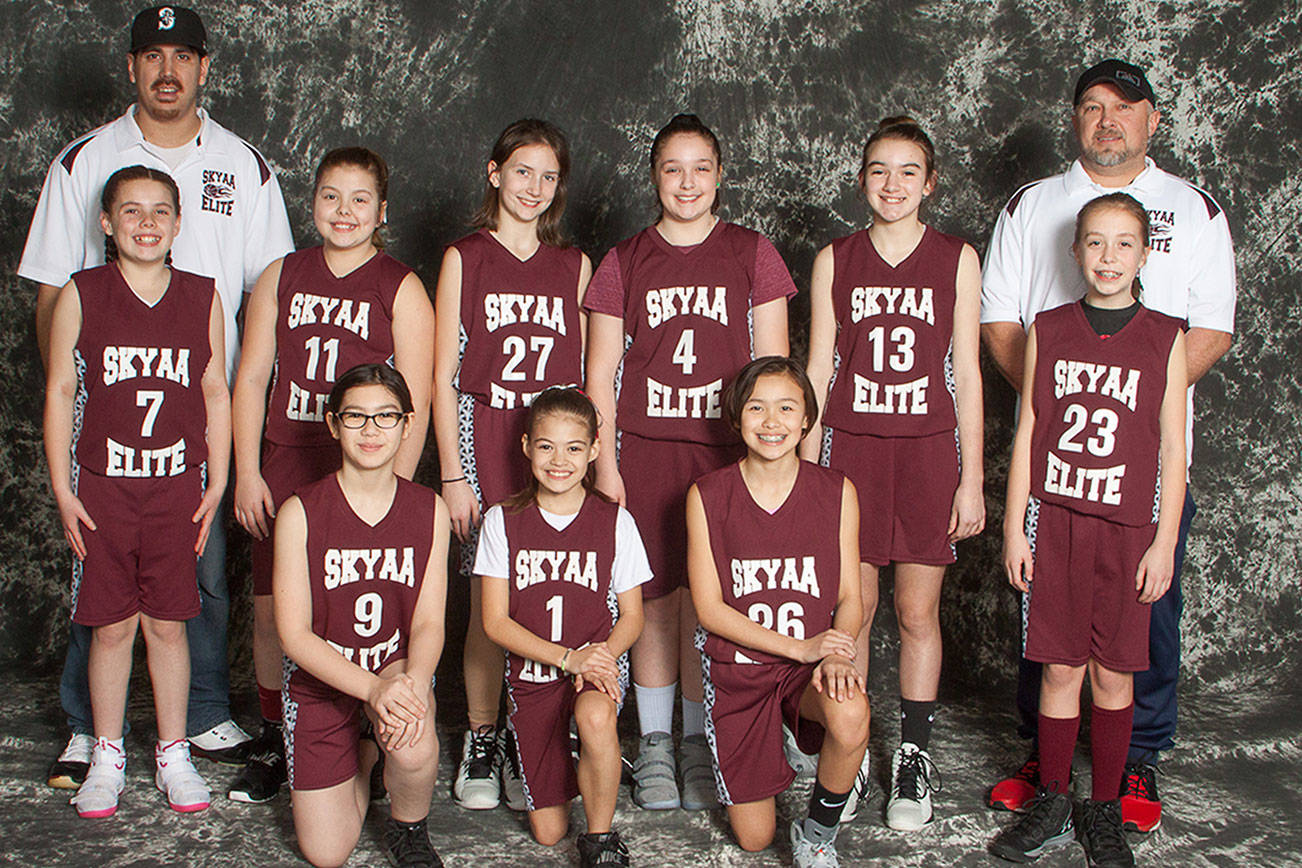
{"left": 981, "top": 157, "right": 1237, "bottom": 465}
{"left": 19, "top": 106, "right": 294, "bottom": 382}
{"left": 473, "top": 502, "right": 654, "bottom": 595}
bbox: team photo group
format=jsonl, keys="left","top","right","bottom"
{"left": 20, "top": 5, "right": 1236, "bottom": 868}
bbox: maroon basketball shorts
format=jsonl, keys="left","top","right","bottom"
{"left": 71, "top": 468, "right": 204, "bottom": 626}
{"left": 826, "top": 427, "right": 958, "bottom": 567}
{"left": 620, "top": 431, "right": 742, "bottom": 600}
{"left": 468, "top": 401, "right": 530, "bottom": 508}
{"left": 251, "top": 440, "right": 341, "bottom": 595}
{"left": 701, "top": 656, "right": 825, "bottom": 806}
{"left": 504, "top": 676, "right": 608, "bottom": 810}
{"left": 283, "top": 675, "right": 364, "bottom": 791}
{"left": 1025, "top": 501, "right": 1156, "bottom": 672}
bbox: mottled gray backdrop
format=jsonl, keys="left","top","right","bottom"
{"left": 2, "top": 0, "right": 1299, "bottom": 701}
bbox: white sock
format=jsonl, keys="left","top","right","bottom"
{"left": 681, "top": 698, "right": 705, "bottom": 738}
{"left": 635, "top": 682, "right": 677, "bottom": 736}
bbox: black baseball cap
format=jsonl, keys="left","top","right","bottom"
{"left": 1073, "top": 59, "right": 1156, "bottom": 106}
{"left": 130, "top": 6, "right": 208, "bottom": 55}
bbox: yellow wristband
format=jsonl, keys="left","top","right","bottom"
{"left": 560, "top": 648, "right": 573, "bottom": 675}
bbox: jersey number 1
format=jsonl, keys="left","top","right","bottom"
{"left": 520, "top": 595, "right": 563, "bottom": 683}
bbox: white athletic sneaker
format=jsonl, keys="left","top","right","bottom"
{"left": 497, "top": 729, "right": 526, "bottom": 812}
{"left": 188, "top": 719, "right": 253, "bottom": 765}
{"left": 885, "top": 743, "right": 939, "bottom": 831}
{"left": 453, "top": 725, "right": 500, "bottom": 809}
{"left": 838, "top": 749, "right": 872, "bottom": 825}
{"left": 783, "top": 724, "right": 818, "bottom": 779}
{"left": 70, "top": 738, "right": 126, "bottom": 818}
{"left": 155, "top": 739, "right": 211, "bottom": 813}
{"left": 790, "top": 819, "right": 840, "bottom": 868}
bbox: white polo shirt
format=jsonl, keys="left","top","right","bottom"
{"left": 19, "top": 106, "right": 295, "bottom": 381}
{"left": 981, "top": 157, "right": 1237, "bottom": 464}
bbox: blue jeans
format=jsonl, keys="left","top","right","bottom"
{"left": 1015, "top": 491, "right": 1197, "bottom": 759}
{"left": 61, "top": 504, "right": 233, "bottom": 737}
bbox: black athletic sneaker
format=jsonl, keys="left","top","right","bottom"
{"left": 989, "top": 789, "right": 1075, "bottom": 862}
{"left": 228, "top": 722, "right": 286, "bottom": 803}
{"left": 1078, "top": 798, "right": 1134, "bottom": 867}
{"left": 577, "top": 830, "right": 631, "bottom": 867}
{"left": 383, "top": 817, "right": 444, "bottom": 868}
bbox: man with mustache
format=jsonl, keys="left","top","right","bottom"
{"left": 20, "top": 5, "right": 293, "bottom": 792}
{"left": 980, "top": 59, "right": 1236, "bottom": 838}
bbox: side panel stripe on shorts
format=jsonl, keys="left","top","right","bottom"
{"left": 695, "top": 625, "right": 732, "bottom": 806}
{"left": 503, "top": 681, "right": 536, "bottom": 812}
{"left": 944, "top": 341, "right": 959, "bottom": 560}
{"left": 1020, "top": 495, "right": 1040, "bottom": 655}
{"left": 281, "top": 656, "right": 300, "bottom": 789}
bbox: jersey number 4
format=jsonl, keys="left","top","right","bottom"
{"left": 519, "top": 595, "right": 564, "bottom": 683}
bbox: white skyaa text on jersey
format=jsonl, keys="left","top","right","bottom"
{"left": 645, "top": 286, "right": 728, "bottom": 328}
{"left": 483, "top": 293, "right": 567, "bottom": 335}
{"left": 850, "top": 286, "right": 935, "bottom": 325}
{"left": 286, "top": 292, "right": 371, "bottom": 339}
{"left": 514, "top": 549, "right": 598, "bottom": 591}
{"left": 1053, "top": 360, "right": 1140, "bottom": 412}
{"left": 102, "top": 346, "right": 190, "bottom": 386}
{"left": 730, "top": 556, "right": 821, "bottom": 599}
{"left": 322, "top": 547, "right": 415, "bottom": 589}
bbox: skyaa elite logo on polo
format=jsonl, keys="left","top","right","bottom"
{"left": 201, "top": 169, "right": 236, "bottom": 216}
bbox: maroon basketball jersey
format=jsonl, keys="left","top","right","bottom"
{"left": 823, "top": 227, "right": 963, "bottom": 437}
{"left": 696, "top": 461, "right": 845, "bottom": 664}
{"left": 502, "top": 495, "right": 619, "bottom": 685}
{"left": 612, "top": 222, "right": 767, "bottom": 445}
{"left": 292, "top": 474, "right": 437, "bottom": 691}
{"left": 1030, "top": 302, "right": 1181, "bottom": 526}
{"left": 264, "top": 247, "right": 412, "bottom": 447}
{"left": 453, "top": 230, "right": 584, "bottom": 410}
{"left": 72, "top": 264, "right": 213, "bottom": 478}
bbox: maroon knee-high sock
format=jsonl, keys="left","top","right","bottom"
{"left": 1090, "top": 704, "right": 1134, "bottom": 801}
{"left": 1037, "top": 713, "right": 1080, "bottom": 795}
{"left": 258, "top": 685, "right": 283, "bottom": 724}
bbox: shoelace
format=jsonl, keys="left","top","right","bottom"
{"left": 1083, "top": 802, "right": 1129, "bottom": 854}
{"left": 466, "top": 726, "right": 497, "bottom": 777}
{"left": 388, "top": 823, "right": 434, "bottom": 866}
{"left": 1013, "top": 755, "right": 1040, "bottom": 784}
{"left": 894, "top": 750, "right": 942, "bottom": 800}
{"left": 1123, "top": 764, "right": 1158, "bottom": 799}
{"left": 594, "top": 835, "right": 629, "bottom": 864}
{"left": 1017, "top": 792, "right": 1070, "bottom": 838}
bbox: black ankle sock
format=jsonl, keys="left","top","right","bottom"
{"left": 391, "top": 816, "right": 427, "bottom": 832}
{"left": 900, "top": 698, "right": 936, "bottom": 750}
{"left": 806, "top": 780, "right": 851, "bottom": 833}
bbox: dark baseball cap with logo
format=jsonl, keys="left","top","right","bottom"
{"left": 130, "top": 6, "right": 208, "bottom": 55}
{"left": 1074, "top": 59, "right": 1156, "bottom": 106}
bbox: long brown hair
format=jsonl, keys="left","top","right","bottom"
{"left": 315, "top": 146, "right": 390, "bottom": 249}
{"left": 502, "top": 386, "right": 610, "bottom": 512}
{"left": 470, "top": 119, "right": 571, "bottom": 248}
{"left": 101, "top": 165, "right": 180, "bottom": 264}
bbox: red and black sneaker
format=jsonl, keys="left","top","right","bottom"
{"left": 1119, "top": 762, "right": 1162, "bottom": 832}
{"left": 988, "top": 750, "right": 1039, "bottom": 812}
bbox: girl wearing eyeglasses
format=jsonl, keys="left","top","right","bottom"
{"left": 275, "top": 363, "right": 450, "bottom": 868}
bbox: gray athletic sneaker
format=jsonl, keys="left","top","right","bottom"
{"left": 632, "top": 732, "right": 680, "bottom": 810}
{"left": 679, "top": 734, "right": 718, "bottom": 810}
{"left": 790, "top": 819, "right": 840, "bottom": 868}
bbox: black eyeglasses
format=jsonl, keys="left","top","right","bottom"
{"left": 334, "top": 410, "right": 407, "bottom": 429}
